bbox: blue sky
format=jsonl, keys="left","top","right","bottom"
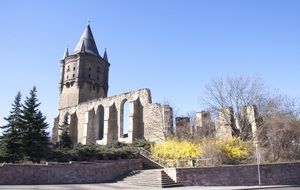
{"left": 0, "top": 0, "right": 300, "bottom": 129}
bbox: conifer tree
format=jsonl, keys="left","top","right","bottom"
{"left": 59, "top": 114, "right": 73, "bottom": 149}
{"left": 20, "top": 86, "right": 50, "bottom": 163}
{"left": 0, "top": 92, "right": 23, "bottom": 162}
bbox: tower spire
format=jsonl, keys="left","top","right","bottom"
{"left": 62, "top": 47, "right": 69, "bottom": 60}
{"left": 103, "top": 48, "right": 108, "bottom": 62}
{"left": 74, "top": 24, "right": 100, "bottom": 56}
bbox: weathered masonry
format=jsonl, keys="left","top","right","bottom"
{"left": 52, "top": 24, "right": 173, "bottom": 145}
{"left": 215, "top": 105, "right": 259, "bottom": 140}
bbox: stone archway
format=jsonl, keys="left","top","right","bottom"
{"left": 120, "top": 99, "right": 130, "bottom": 138}
{"left": 95, "top": 105, "right": 105, "bottom": 140}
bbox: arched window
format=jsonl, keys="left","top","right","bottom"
{"left": 97, "top": 105, "right": 104, "bottom": 140}
{"left": 66, "top": 82, "right": 70, "bottom": 88}
{"left": 121, "top": 100, "right": 130, "bottom": 138}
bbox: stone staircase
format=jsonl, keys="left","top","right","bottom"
{"left": 119, "top": 169, "right": 182, "bottom": 188}
{"left": 139, "top": 153, "right": 164, "bottom": 169}
{"left": 117, "top": 148, "right": 182, "bottom": 188}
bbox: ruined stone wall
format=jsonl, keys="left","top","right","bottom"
{"left": 215, "top": 107, "right": 234, "bottom": 139}
{"left": 165, "top": 162, "right": 300, "bottom": 186}
{"left": 143, "top": 103, "right": 167, "bottom": 142}
{"left": 194, "top": 111, "right": 214, "bottom": 138}
{"left": 0, "top": 159, "right": 142, "bottom": 185}
{"left": 241, "top": 105, "right": 258, "bottom": 141}
{"left": 53, "top": 88, "right": 173, "bottom": 145}
{"left": 132, "top": 99, "right": 144, "bottom": 140}
{"left": 175, "top": 117, "right": 192, "bottom": 139}
{"left": 213, "top": 105, "right": 259, "bottom": 140}
{"left": 162, "top": 105, "right": 174, "bottom": 137}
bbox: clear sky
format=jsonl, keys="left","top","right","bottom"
{"left": 0, "top": 0, "right": 300, "bottom": 130}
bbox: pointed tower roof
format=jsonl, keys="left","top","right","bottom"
{"left": 62, "top": 48, "right": 69, "bottom": 60}
{"left": 103, "top": 48, "right": 108, "bottom": 62}
{"left": 80, "top": 41, "right": 85, "bottom": 52}
{"left": 74, "top": 24, "right": 100, "bottom": 56}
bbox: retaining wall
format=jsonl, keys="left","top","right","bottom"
{"left": 0, "top": 159, "right": 142, "bottom": 185}
{"left": 165, "top": 162, "right": 300, "bottom": 186}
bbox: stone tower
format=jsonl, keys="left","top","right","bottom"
{"left": 59, "top": 24, "right": 110, "bottom": 109}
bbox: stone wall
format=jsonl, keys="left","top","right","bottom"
{"left": 194, "top": 111, "right": 214, "bottom": 138}
{"left": 53, "top": 88, "right": 174, "bottom": 145}
{"left": 165, "top": 162, "right": 300, "bottom": 186}
{"left": 175, "top": 117, "right": 192, "bottom": 139}
{"left": 215, "top": 107, "right": 235, "bottom": 139}
{"left": 0, "top": 159, "right": 142, "bottom": 185}
{"left": 241, "top": 105, "right": 258, "bottom": 141}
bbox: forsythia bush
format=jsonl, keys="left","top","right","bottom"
{"left": 218, "top": 137, "right": 253, "bottom": 164}
{"left": 151, "top": 137, "right": 253, "bottom": 166}
{"left": 151, "top": 140, "right": 201, "bottom": 159}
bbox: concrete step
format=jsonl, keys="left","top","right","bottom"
{"left": 119, "top": 169, "right": 183, "bottom": 188}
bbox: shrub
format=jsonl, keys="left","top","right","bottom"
{"left": 217, "top": 137, "right": 254, "bottom": 165}
{"left": 150, "top": 138, "right": 254, "bottom": 167}
{"left": 45, "top": 140, "right": 151, "bottom": 162}
{"left": 151, "top": 140, "right": 201, "bottom": 160}
{"left": 47, "top": 148, "right": 74, "bottom": 162}
{"left": 131, "top": 139, "right": 152, "bottom": 151}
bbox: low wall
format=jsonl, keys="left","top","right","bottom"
{"left": 165, "top": 162, "right": 300, "bottom": 186}
{"left": 0, "top": 159, "right": 142, "bottom": 185}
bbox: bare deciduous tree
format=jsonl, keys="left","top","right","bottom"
{"left": 258, "top": 96, "right": 300, "bottom": 162}
{"left": 203, "top": 75, "right": 300, "bottom": 162}
{"left": 203, "top": 75, "right": 266, "bottom": 139}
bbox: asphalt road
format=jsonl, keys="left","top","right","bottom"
{"left": 0, "top": 183, "right": 299, "bottom": 190}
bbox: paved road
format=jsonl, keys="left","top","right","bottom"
{"left": 0, "top": 183, "right": 299, "bottom": 190}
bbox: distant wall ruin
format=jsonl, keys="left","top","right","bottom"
{"left": 215, "top": 107, "right": 235, "bottom": 139}
{"left": 194, "top": 111, "right": 214, "bottom": 138}
{"left": 215, "top": 105, "right": 259, "bottom": 140}
{"left": 172, "top": 105, "right": 259, "bottom": 141}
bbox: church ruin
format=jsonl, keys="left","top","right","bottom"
{"left": 52, "top": 24, "right": 173, "bottom": 145}
{"left": 52, "top": 24, "right": 259, "bottom": 145}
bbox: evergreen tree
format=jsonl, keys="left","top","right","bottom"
{"left": 59, "top": 114, "right": 73, "bottom": 149}
{"left": 20, "top": 86, "right": 50, "bottom": 163}
{"left": 0, "top": 92, "right": 23, "bottom": 162}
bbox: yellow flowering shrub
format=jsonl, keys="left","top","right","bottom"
{"left": 151, "top": 140, "right": 201, "bottom": 160}
{"left": 218, "top": 137, "right": 253, "bottom": 164}
{"left": 150, "top": 137, "right": 253, "bottom": 166}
